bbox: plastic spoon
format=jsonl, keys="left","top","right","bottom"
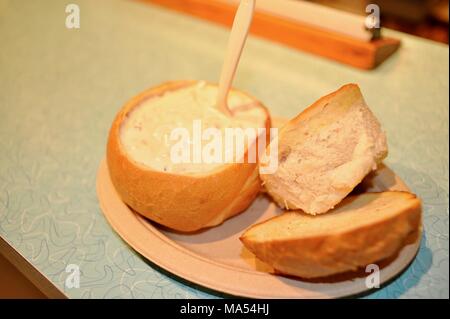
{"left": 216, "top": 0, "right": 256, "bottom": 116}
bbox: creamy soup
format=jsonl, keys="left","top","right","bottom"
{"left": 120, "top": 82, "right": 267, "bottom": 174}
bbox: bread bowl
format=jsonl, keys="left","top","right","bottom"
{"left": 107, "top": 80, "right": 271, "bottom": 232}
{"left": 240, "top": 191, "right": 422, "bottom": 279}
{"left": 260, "top": 84, "right": 388, "bottom": 215}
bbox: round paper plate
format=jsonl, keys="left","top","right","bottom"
{"left": 96, "top": 159, "right": 421, "bottom": 298}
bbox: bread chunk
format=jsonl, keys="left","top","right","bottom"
{"left": 240, "top": 192, "right": 421, "bottom": 278}
{"left": 261, "top": 84, "right": 388, "bottom": 215}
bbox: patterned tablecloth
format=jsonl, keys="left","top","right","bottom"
{"left": 0, "top": 0, "right": 448, "bottom": 298}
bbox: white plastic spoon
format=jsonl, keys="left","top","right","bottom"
{"left": 216, "top": 0, "right": 256, "bottom": 116}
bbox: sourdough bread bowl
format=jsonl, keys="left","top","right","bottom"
{"left": 240, "top": 191, "right": 422, "bottom": 279}
{"left": 107, "top": 80, "right": 271, "bottom": 232}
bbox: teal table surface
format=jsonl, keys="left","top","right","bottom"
{"left": 0, "top": 0, "right": 448, "bottom": 299}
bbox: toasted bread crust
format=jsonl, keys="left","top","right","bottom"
{"left": 240, "top": 192, "right": 422, "bottom": 278}
{"left": 289, "top": 83, "right": 361, "bottom": 126}
{"left": 107, "top": 81, "right": 271, "bottom": 232}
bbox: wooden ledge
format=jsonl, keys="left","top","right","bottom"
{"left": 143, "top": 0, "right": 401, "bottom": 70}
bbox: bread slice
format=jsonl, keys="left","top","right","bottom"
{"left": 107, "top": 80, "right": 271, "bottom": 232}
{"left": 260, "top": 84, "right": 388, "bottom": 215}
{"left": 240, "top": 191, "right": 421, "bottom": 279}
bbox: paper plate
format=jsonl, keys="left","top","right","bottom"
{"left": 96, "top": 159, "right": 421, "bottom": 298}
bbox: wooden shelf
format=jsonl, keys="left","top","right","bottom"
{"left": 143, "top": 0, "right": 401, "bottom": 70}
